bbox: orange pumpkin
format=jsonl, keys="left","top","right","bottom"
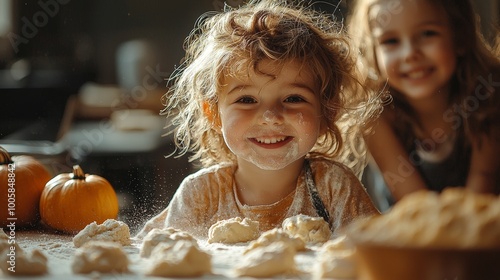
{"left": 0, "top": 146, "right": 52, "bottom": 228}
{"left": 39, "top": 165, "right": 119, "bottom": 233}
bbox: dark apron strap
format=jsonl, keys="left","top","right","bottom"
{"left": 304, "top": 159, "right": 330, "bottom": 222}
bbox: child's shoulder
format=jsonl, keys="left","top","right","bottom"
{"left": 309, "top": 158, "right": 364, "bottom": 192}
{"left": 309, "top": 157, "right": 358, "bottom": 179}
{"left": 183, "top": 162, "right": 236, "bottom": 183}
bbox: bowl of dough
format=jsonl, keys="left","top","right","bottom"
{"left": 347, "top": 188, "right": 500, "bottom": 280}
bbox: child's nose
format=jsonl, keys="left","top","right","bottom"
{"left": 260, "top": 108, "right": 284, "bottom": 125}
{"left": 402, "top": 40, "right": 422, "bottom": 62}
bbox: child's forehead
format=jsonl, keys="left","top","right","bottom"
{"left": 367, "top": 0, "right": 404, "bottom": 26}
{"left": 220, "top": 58, "right": 317, "bottom": 86}
{"left": 368, "top": 0, "right": 448, "bottom": 30}
{"left": 367, "top": 0, "right": 438, "bottom": 20}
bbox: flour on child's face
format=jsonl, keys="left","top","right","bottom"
{"left": 219, "top": 59, "right": 322, "bottom": 170}
{"left": 262, "top": 110, "right": 275, "bottom": 122}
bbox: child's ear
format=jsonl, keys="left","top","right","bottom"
{"left": 202, "top": 101, "right": 222, "bottom": 133}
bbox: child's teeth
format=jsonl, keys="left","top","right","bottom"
{"left": 257, "top": 136, "right": 286, "bottom": 144}
{"left": 408, "top": 70, "right": 425, "bottom": 79}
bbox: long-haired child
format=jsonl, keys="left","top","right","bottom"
{"left": 348, "top": 0, "right": 500, "bottom": 210}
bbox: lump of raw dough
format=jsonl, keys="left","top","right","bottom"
{"left": 0, "top": 229, "right": 11, "bottom": 253}
{"left": 348, "top": 189, "right": 500, "bottom": 248}
{"left": 234, "top": 241, "right": 297, "bottom": 277}
{"left": 208, "top": 217, "right": 260, "bottom": 244}
{"left": 145, "top": 240, "right": 212, "bottom": 277}
{"left": 0, "top": 247, "right": 48, "bottom": 276}
{"left": 0, "top": 228, "right": 7, "bottom": 240}
{"left": 0, "top": 239, "right": 7, "bottom": 254}
{"left": 282, "top": 214, "right": 331, "bottom": 243}
{"left": 73, "top": 219, "right": 131, "bottom": 248}
{"left": 312, "top": 235, "right": 357, "bottom": 279}
{"left": 72, "top": 241, "right": 129, "bottom": 274}
{"left": 1, "top": 233, "right": 40, "bottom": 276}
{"left": 0, "top": 235, "right": 23, "bottom": 257}
{"left": 140, "top": 227, "right": 197, "bottom": 258}
{"left": 245, "top": 228, "right": 306, "bottom": 253}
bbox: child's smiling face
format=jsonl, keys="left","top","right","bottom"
{"left": 217, "top": 59, "right": 323, "bottom": 170}
{"left": 370, "top": 0, "right": 457, "bottom": 101}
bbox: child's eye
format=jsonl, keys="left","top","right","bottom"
{"left": 284, "top": 95, "right": 306, "bottom": 103}
{"left": 236, "top": 96, "right": 257, "bottom": 104}
{"left": 421, "top": 30, "right": 438, "bottom": 37}
{"left": 380, "top": 37, "right": 399, "bottom": 46}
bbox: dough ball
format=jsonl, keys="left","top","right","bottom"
{"left": 312, "top": 235, "right": 357, "bottom": 279}
{"left": 313, "top": 247, "right": 357, "bottom": 279}
{"left": 0, "top": 238, "right": 10, "bottom": 254}
{"left": 234, "top": 241, "right": 296, "bottom": 277}
{"left": 0, "top": 228, "right": 7, "bottom": 240}
{"left": 348, "top": 189, "right": 500, "bottom": 248}
{"left": 140, "top": 227, "right": 197, "bottom": 258}
{"left": 73, "top": 219, "right": 131, "bottom": 248}
{"left": 0, "top": 235, "right": 23, "bottom": 257}
{"left": 208, "top": 217, "right": 260, "bottom": 244}
{"left": 72, "top": 241, "right": 129, "bottom": 274}
{"left": 282, "top": 214, "right": 331, "bottom": 243}
{"left": 245, "top": 228, "right": 306, "bottom": 253}
{"left": 0, "top": 248, "right": 48, "bottom": 276}
{"left": 322, "top": 234, "right": 354, "bottom": 251}
{"left": 145, "top": 240, "right": 212, "bottom": 277}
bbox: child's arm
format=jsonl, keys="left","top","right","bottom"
{"left": 134, "top": 175, "right": 208, "bottom": 240}
{"left": 134, "top": 182, "right": 212, "bottom": 240}
{"left": 366, "top": 116, "right": 427, "bottom": 201}
{"left": 466, "top": 135, "right": 500, "bottom": 193}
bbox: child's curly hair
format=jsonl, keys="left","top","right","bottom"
{"left": 162, "top": 0, "right": 382, "bottom": 175}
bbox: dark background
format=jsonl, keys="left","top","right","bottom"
{"left": 1, "top": 0, "right": 349, "bottom": 87}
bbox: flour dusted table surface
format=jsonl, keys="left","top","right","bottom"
{"left": 4, "top": 230, "right": 349, "bottom": 279}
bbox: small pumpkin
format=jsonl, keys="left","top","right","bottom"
{"left": 0, "top": 146, "right": 52, "bottom": 228}
{"left": 39, "top": 165, "right": 119, "bottom": 233}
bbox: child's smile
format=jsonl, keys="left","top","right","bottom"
{"left": 402, "top": 67, "right": 433, "bottom": 80}
{"left": 218, "top": 59, "right": 322, "bottom": 170}
{"left": 251, "top": 135, "right": 293, "bottom": 148}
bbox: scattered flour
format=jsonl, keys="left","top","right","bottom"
{"left": 4, "top": 222, "right": 324, "bottom": 279}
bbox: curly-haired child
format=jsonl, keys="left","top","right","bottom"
{"left": 137, "top": 0, "right": 382, "bottom": 239}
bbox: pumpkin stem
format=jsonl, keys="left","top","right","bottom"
{"left": 0, "top": 146, "right": 13, "bottom": 165}
{"left": 72, "top": 165, "right": 86, "bottom": 180}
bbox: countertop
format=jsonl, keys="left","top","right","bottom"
{"left": 1, "top": 228, "right": 340, "bottom": 279}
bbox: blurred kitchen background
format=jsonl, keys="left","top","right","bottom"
{"left": 0, "top": 0, "right": 498, "bottom": 230}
